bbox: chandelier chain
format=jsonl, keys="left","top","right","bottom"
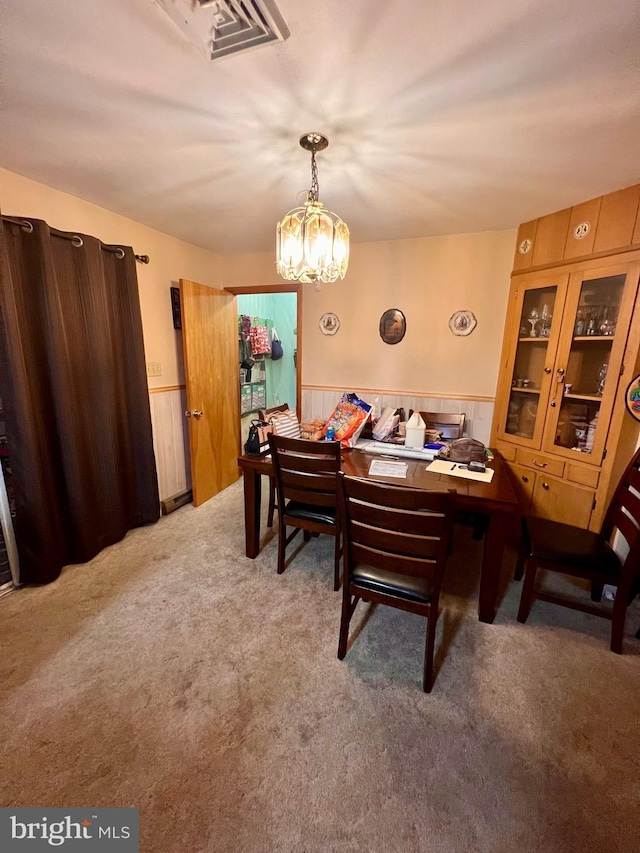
{"left": 309, "top": 150, "right": 319, "bottom": 202}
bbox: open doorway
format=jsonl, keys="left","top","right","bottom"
{"left": 236, "top": 290, "right": 298, "bottom": 447}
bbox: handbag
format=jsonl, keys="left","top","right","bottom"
{"left": 441, "top": 437, "right": 486, "bottom": 464}
{"left": 244, "top": 419, "right": 272, "bottom": 455}
{"left": 269, "top": 409, "right": 300, "bottom": 439}
{"left": 249, "top": 323, "right": 271, "bottom": 356}
{"left": 271, "top": 327, "right": 284, "bottom": 360}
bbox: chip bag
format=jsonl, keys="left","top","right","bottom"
{"left": 322, "top": 393, "right": 372, "bottom": 448}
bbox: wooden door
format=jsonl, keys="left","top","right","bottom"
{"left": 180, "top": 279, "right": 240, "bottom": 506}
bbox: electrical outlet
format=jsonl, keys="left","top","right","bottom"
{"left": 146, "top": 362, "right": 162, "bottom": 377}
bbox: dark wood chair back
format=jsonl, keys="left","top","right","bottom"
{"left": 337, "top": 473, "right": 456, "bottom": 691}
{"left": 339, "top": 476, "right": 454, "bottom": 584}
{"left": 270, "top": 435, "right": 340, "bottom": 510}
{"left": 411, "top": 411, "right": 466, "bottom": 440}
{"left": 258, "top": 403, "right": 290, "bottom": 529}
{"left": 269, "top": 434, "right": 342, "bottom": 588}
{"left": 516, "top": 445, "right": 640, "bottom": 653}
{"left": 601, "top": 448, "right": 640, "bottom": 559}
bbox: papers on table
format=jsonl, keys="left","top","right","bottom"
{"left": 368, "top": 458, "right": 408, "bottom": 478}
{"left": 426, "top": 459, "right": 495, "bottom": 483}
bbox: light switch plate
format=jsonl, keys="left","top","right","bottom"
{"left": 146, "top": 362, "right": 162, "bottom": 377}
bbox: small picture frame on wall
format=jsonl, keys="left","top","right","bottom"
{"left": 379, "top": 309, "right": 406, "bottom": 345}
{"left": 170, "top": 286, "right": 182, "bottom": 329}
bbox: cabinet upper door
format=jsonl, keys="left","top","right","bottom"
{"left": 494, "top": 273, "right": 569, "bottom": 448}
{"left": 541, "top": 261, "right": 640, "bottom": 465}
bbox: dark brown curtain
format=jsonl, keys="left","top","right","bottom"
{"left": 0, "top": 217, "right": 159, "bottom": 584}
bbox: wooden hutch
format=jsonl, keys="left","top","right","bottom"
{"left": 491, "top": 183, "right": 640, "bottom": 531}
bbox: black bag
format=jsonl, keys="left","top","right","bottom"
{"left": 244, "top": 420, "right": 272, "bottom": 456}
{"left": 271, "top": 327, "right": 284, "bottom": 361}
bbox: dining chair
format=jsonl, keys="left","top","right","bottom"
{"left": 516, "top": 445, "right": 640, "bottom": 653}
{"left": 259, "top": 403, "right": 290, "bottom": 527}
{"left": 269, "top": 434, "right": 342, "bottom": 590}
{"left": 337, "top": 473, "right": 456, "bottom": 692}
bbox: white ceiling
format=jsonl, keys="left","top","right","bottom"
{"left": 2, "top": 0, "right": 640, "bottom": 255}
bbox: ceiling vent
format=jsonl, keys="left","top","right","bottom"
{"left": 154, "top": 0, "right": 290, "bottom": 61}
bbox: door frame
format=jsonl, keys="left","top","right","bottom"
{"left": 225, "top": 284, "right": 303, "bottom": 426}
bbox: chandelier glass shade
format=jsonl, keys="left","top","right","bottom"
{"left": 276, "top": 133, "right": 349, "bottom": 284}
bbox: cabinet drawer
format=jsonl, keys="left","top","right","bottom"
{"left": 531, "top": 476, "right": 594, "bottom": 528}
{"left": 516, "top": 448, "right": 565, "bottom": 478}
{"left": 495, "top": 441, "right": 517, "bottom": 462}
{"left": 566, "top": 463, "right": 600, "bottom": 489}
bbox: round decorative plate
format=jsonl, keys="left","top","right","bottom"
{"left": 319, "top": 312, "right": 340, "bottom": 335}
{"left": 624, "top": 373, "right": 640, "bottom": 421}
{"left": 449, "top": 310, "right": 477, "bottom": 336}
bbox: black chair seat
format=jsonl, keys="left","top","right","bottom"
{"left": 284, "top": 501, "right": 336, "bottom": 527}
{"left": 524, "top": 517, "right": 621, "bottom": 576}
{"left": 352, "top": 565, "right": 431, "bottom": 603}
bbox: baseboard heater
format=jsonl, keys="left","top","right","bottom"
{"left": 160, "top": 489, "right": 193, "bottom": 515}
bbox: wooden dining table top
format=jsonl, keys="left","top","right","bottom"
{"left": 238, "top": 445, "right": 519, "bottom": 515}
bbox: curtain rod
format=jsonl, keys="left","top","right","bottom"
{"left": 1, "top": 215, "right": 150, "bottom": 264}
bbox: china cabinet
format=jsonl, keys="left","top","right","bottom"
{"left": 492, "top": 183, "right": 640, "bottom": 531}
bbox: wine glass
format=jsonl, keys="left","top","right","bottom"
{"left": 527, "top": 308, "right": 539, "bottom": 338}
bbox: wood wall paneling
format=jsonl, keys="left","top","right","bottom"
{"left": 149, "top": 389, "right": 190, "bottom": 501}
{"left": 531, "top": 208, "right": 571, "bottom": 267}
{"left": 512, "top": 220, "right": 538, "bottom": 272}
{"left": 563, "top": 197, "right": 601, "bottom": 260}
{"left": 593, "top": 184, "right": 640, "bottom": 254}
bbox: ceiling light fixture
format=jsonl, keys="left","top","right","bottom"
{"left": 276, "top": 133, "right": 349, "bottom": 286}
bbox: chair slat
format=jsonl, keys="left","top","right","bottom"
{"left": 349, "top": 522, "right": 442, "bottom": 560}
{"left": 351, "top": 542, "right": 439, "bottom": 581}
{"left": 347, "top": 498, "right": 449, "bottom": 537}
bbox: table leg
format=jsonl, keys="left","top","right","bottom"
{"left": 478, "top": 511, "right": 508, "bottom": 623}
{"left": 243, "top": 468, "right": 262, "bottom": 558}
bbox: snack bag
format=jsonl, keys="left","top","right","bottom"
{"left": 322, "top": 393, "right": 372, "bottom": 448}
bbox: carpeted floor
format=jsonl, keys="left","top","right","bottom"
{"left": 1, "top": 478, "right": 639, "bottom": 852}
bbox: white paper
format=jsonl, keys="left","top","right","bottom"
{"left": 426, "top": 459, "right": 495, "bottom": 483}
{"left": 368, "top": 459, "right": 408, "bottom": 478}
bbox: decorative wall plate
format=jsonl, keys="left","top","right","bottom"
{"left": 449, "top": 310, "right": 477, "bottom": 336}
{"left": 379, "top": 308, "right": 406, "bottom": 345}
{"left": 319, "top": 312, "right": 340, "bottom": 335}
{"left": 624, "top": 374, "right": 640, "bottom": 421}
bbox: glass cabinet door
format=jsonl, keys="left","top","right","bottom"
{"left": 499, "top": 276, "right": 568, "bottom": 445}
{"left": 542, "top": 263, "right": 639, "bottom": 464}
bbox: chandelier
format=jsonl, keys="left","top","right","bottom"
{"left": 276, "top": 133, "right": 349, "bottom": 285}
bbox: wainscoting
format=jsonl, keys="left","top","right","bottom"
{"left": 149, "top": 386, "right": 191, "bottom": 502}
{"left": 301, "top": 387, "right": 495, "bottom": 446}
{"left": 149, "top": 384, "right": 496, "bottom": 503}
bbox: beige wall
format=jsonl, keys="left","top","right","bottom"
{"left": 0, "top": 168, "right": 223, "bottom": 390}
{"left": 222, "top": 229, "right": 516, "bottom": 399}
{"left": 1, "top": 168, "right": 516, "bottom": 495}
{"left": 2, "top": 168, "right": 516, "bottom": 398}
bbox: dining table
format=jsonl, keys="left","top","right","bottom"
{"left": 237, "top": 445, "right": 519, "bottom": 623}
